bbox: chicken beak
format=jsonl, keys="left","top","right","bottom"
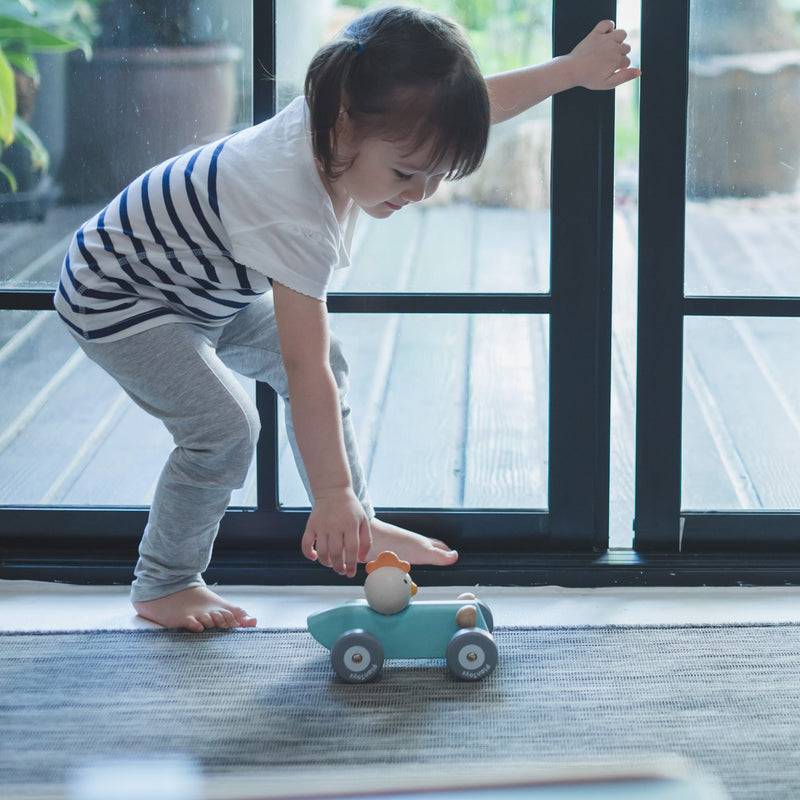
{"left": 411, "top": 582, "right": 418, "bottom": 596}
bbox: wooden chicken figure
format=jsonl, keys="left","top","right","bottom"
{"left": 364, "top": 551, "right": 418, "bottom": 615}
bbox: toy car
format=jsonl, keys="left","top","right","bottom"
{"left": 307, "top": 595, "right": 497, "bottom": 683}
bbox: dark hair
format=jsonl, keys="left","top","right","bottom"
{"left": 305, "top": 5, "right": 490, "bottom": 181}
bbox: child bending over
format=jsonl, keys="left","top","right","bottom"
{"left": 55, "top": 6, "right": 638, "bottom": 631}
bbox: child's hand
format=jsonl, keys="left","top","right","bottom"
{"left": 568, "top": 20, "right": 640, "bottom": 90}
{"left": 301, "top": 487, "right": 372, "bottom": 578}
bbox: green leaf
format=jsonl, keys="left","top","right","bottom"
{"left": 4, "top": 47, "right": 37, "bottom": 79}
{"left": 44, "top": 15, "right": 93, "bottom": 58}
{"left": 12, "top": 114, "right": 48, "bottom": 173}
{"left": 0, "top": 158, "right": 18, "bottom": 192}
{"left": 0, "top": 15, "right": 79, "bottom": 51}
{"left": 0, "top": 45, "right": 15, "bottom": 146}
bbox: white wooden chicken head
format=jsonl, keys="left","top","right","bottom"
{"left": 364, "top": 551, "right": 418, "bottom": 615}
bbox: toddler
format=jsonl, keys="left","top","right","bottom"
{"left": 55, "top": 5, "right": 638, "bottom": 631}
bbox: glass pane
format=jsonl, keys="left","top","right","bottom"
{"left": 325, "top": 205, "right": 548, "bottom": 294}
{"left": 277, "top": 0, "right": 552, "bottom": 294}
{"left": 683, "top": 317, "right": 800, "bottom": 510}
{"left": 686, "top": 0, "right": 800, "bottom": 296}
{"left": 0, "top": 0, "right": 256, "bottom": 509}
{"left": 279, "top": 314, "right": 549, "bottom": 510}
{"left": 0, "top": 0, "right": 253, "bottom": 289}
{"left": 273, "top": 1, "right": 554, "bottom": 508}
{"left": 610, "top": 0, "right": 641, "bottom": 548}
{"left": 0, "top": 311, "right": 257, "bottom": 507}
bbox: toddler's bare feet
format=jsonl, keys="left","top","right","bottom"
{"left": 366, "top": 518, "right": 458, "bottom": 566}
{"left": 133, "top": 586, "right": 257, "bottom": 632}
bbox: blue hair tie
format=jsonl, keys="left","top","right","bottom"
{"left": 351, "top": 39, "right": 364, "bottom": 54}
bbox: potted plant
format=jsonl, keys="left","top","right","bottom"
{"left": 687, "top": 0, "right": 800, "bottom": 197}
{"left": 0, "top": 0, "right": 97, "bottom": 220}
{"left": 61, "top": 0, "right": 243, "bottom": 202}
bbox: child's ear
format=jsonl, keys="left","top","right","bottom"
{"left": 334, "top": 110, "right": 346, "bottom": 138}
{"left": 335, "top": 108, "right": 351, "bottom": 135}
{"left": 336, "top": 87, "right": 360, "bottom": 135}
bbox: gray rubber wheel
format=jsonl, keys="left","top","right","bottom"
{"left": 445, "top": 628, "right": 498, "bottom": 681}
{"left": 330, "top": 629, "right": 384, "bottom": 683}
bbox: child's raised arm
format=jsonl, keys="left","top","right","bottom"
{"left": 487, "top": 20, "right": 640, "bottom": 125}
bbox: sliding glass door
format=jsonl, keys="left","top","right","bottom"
{"left": 0, "top": 0, "right": 619, "bottom": 584}
{"left": 634, "top": 0, "right": 800, "bottom": 579}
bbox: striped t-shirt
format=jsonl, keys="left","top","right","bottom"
{"left": 55, "top": 96, "right": 354, "bottom": 342}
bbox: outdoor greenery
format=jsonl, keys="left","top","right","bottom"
{"left": 337, "top": 0, "right": 551, "bottom": 73}
{"left": 0, "top": 0, "right": 97, "bottom": 192}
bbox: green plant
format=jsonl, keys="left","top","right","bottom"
{"left": 0, "top": 0, "right": 98, "bottom": 192}
{"left": 337, "top": 0, "right": 550, "bottom": 74}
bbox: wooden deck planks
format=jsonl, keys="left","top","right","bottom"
{"left": 687, "top": 319, "right": 800, "bottom": 509}
{"left": 366, "top": 313, "right": 470, "bottom": 507}
{"left": 279, "top": 206, "right": 429, "bottom": 507}
{"left": 683, "top": 205, "right": 800, "bottom": 510}
{"left": 278, "top": 204, "right": 551, "bottom": 510}
{"left": 609, "top": 210, "right": 639, "bottom": 544}
{"left": 2, "top": 199, "right": 800, "bottom": 538}
{"left": 0, "top": 205, "right": 92, "bottom": 287}
{"left": 464, "top": 314, "right": 547, "bottom": 508}
{"left": 466, "top": 206, "right": 549, "bottom": 508}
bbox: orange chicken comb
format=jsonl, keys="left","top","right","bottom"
{"left": 365, "top": 550, "right": 411, "bottom": 574}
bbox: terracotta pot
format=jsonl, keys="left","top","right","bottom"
{"left": 61, "top": 44, "right": 241, "bottom": 202}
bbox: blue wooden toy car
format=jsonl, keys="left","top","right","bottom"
{"left": 307, "top": 596, "right": 497, "bottom": 683}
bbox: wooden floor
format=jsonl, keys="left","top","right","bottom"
{"left": 1, "top": 196, "right": 799, "bottom": 547}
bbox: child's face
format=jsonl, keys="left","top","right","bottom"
{"left": 334, "top": 124, "right": 448, "bottom": 219}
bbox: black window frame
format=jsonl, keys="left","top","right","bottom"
{"left": 633, "top": 0, "right": 800, "bottom": 583}
{"left": 5, "top": 0, "right": 799, "bottom": 588}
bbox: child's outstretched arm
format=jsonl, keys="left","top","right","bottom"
{"left": 487, "top": 20, "right": 641, "bottom": 125}
{"left": 272, "top": 281, "right": 372, "bottom": 577}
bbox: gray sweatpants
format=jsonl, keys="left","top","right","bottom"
{"left": 69, "top": 293, "right": 374, "bottom": 602}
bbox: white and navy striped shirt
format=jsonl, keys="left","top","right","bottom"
{"left": 56, "top": 97, "right": 354, "bottom": 342}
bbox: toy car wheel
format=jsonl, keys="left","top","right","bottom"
{"left": 446, "top": 628, "right": 498, "bottom": 681}
{"left": 331, "top": 629, "right": 384, "bottom": 683}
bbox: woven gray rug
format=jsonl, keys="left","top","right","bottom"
{"left": 2, "top": 625, "right": 800, "bottom": 798}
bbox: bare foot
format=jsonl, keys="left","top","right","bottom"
{"left": 366, "top": 518, "right": 458, "bottom": 566}
{"left": 133, "top": 586, "right": 257, "bottom": 632}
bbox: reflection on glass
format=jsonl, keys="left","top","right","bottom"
{"left": 279, "top": 314, "right": 549, "bottom": 510}
{"left": 683, "top": 317, "right": 800, "bottom": 510}
{"left": 686, "top": 0, "right": 800, "bottom": 296}
{"left": 0, "top": 0, "right": 253, "bottom": 289}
